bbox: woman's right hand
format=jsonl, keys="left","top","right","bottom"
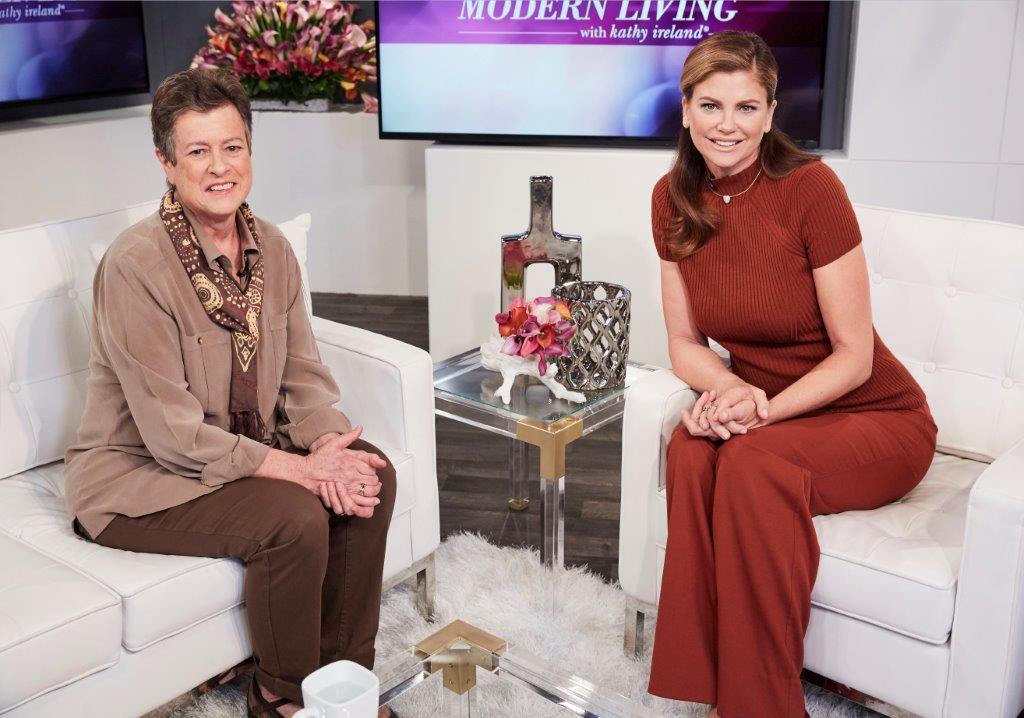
{"left": 304, "top": 426, "right": 385, "bottom": 518}
{"left": 681, "top": 389, "right": 752, "bottom": 440}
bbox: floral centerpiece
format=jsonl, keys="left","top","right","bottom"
{"left": 480, "top": 296, "right": 585, "bottom": 405}
{"left": 496, "top": 296, "right": 575, "bottom": 376}
{"left": 191, "top": 1, "right": 378, "bottom": 112}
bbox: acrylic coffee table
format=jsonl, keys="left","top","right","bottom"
{"left": 433, "top": 348, "right": 653, "bottom": 570}
{"left": 375, "top": 619, "right": 642, "bottom": 717}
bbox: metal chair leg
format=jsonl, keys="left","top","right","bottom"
{"left": 623, "top": 605, "right": 645, "bottom": 659}
{"left": 383, "top": 553, "right": 437, "bottom": 623}
{"left": 415, "top": 554, "right": 436, "bottom": 622}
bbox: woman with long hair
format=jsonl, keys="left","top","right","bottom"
{"left": 647, "top": 31, "right": 936, "bottom": 717}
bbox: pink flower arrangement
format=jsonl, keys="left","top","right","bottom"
{"left": 191, "top": 1, "right": 377, "bottom": 111}
{"left": 495, "top": 297, "right": 576, "bottom": 376}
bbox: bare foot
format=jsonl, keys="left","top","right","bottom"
{"left": 378, "top": 708, "right": 394, "bottom": 718}
{"left": 709, "top": 707, "right": 721, "bottom": 718}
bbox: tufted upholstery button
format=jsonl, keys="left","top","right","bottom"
{"left": 944, "top": 286, "right": 957, "bottom": 297}
{"left": 8, "top": 382, "right": 20, "bottom": 393}
{"left": 1003, "top": 377, "right": 1015, "bottom": 389}
{"left": 923, "top": 362, "right": 936, "bottom": 373}
{"left": 197, "top": 336, "right": 204, "bottom": 345}
{"left": 67, "top": 289, "right": 77, "bottom": 300}
{"left": 871, "top": 273, "right": 882, "bottom": 284}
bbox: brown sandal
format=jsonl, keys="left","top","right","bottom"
{"left": 196, "top": 658, "right": 254, "bottom": 696}
{"left": 247, "top": 676, "right": 294, "bottom": 717}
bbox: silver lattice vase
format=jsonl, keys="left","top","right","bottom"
{"left": 553, "top": 281, "right": 631, "bottom": 391}
{"left": 500, "top": 176, "right": 582, "bottom": 312}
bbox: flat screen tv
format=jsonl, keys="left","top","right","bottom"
{"left": 377, "top": 0, "right": 851, "bottom": 148}
{"left": 0, "top": 1, "right": 148, "bottom": 109}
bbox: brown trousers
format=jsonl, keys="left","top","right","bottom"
{"left": 87, "top": 439, "right": 397, "bottom": 703}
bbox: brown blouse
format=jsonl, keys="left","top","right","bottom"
{"left": 65, "top": 208, "right": 351, "bottom": 539}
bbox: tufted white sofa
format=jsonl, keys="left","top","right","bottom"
{"left": 619, "top": 205, "right": 1024, "bottom": 717}
{"left": 0, "top": 201, "right": 440, "bottom": 717}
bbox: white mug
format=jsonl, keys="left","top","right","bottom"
{"left": 293, "top": 660, "right": 380, "bottom": 718}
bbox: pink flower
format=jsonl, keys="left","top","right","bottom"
{"left": 214, "top": 7, "right": 234, "bottom": 27}
{"left": 361, "top": 92, "right": 379, "bottom": 113}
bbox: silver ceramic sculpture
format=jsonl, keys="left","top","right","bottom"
{"left": 500, "top": 176, "right": 582, "bottom": 312}
{"left": 553, "top": 281, "right": 632, "bottom": 391}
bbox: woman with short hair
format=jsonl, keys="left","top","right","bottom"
{"left": 65, "top": 68, "right": 396, "bottom": 718}
{"left": 648, "top": 31, "right": 936, "bottom": 717}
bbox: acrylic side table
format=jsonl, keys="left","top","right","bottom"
{"left": 433, "top": 348, "right": 653, "bottom": 569}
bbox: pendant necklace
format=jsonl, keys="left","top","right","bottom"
{"left": 707, "top": 165, "right": 763, "bottom": 204}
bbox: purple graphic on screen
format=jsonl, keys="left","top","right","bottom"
{"left": 380, "top": 1, "right": 826, "bottom": 47}
{"left": 0, "top": 1, "right": 148, "bottom": 105}
{"left": 378, "top": 0, "right": 830, "bottom": 143}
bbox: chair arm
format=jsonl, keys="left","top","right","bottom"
{"left": 618, "top": 368, "right": 700, "bottom": 603}
{"left": 310, "top": 316, "right": 439, "bottom": 559}
{"left": 946, "top": 435, "right": 1024, "bottom": 717}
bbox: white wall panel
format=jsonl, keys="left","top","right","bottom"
{"left": 843, "top": 161, "right": 1000, "bottom": 218}
{"left": 1000, "top": 0, "right": 1024, "bottom": 163}
{"left": 994, "top": 164, "right": 1024, "bottom": 224}
{"left": 0, "top": 111, "right": 429, "bottom": 296}
{"left": 847, "top": 0, "right": 1017, "bottom": 163}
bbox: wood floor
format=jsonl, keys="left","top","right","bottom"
{"left": 312, "top": 292, "right": 624, "bottom": 583}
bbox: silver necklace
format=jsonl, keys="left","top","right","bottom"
{"left": 707, "top": 165, "right": 763, "bottom": 204}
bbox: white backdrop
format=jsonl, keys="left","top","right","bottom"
{"left": 1, "top": 1, "right": 1020, "bottom": 324}
{"left": 0, "top": 110, "right": 429, "bottom": 296}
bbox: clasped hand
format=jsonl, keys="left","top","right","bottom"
{"left": 303, "top": 426, "right": 387, "bottom": 518}
{"left": 681, "top": 380, "right": 771, "bottom": 441}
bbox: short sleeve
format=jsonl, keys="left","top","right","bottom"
{"left": 651, "top": 175, "right": 674, "bottom": 261}
{"left": 796, "top": 162, "right": 862, "bottom": 269}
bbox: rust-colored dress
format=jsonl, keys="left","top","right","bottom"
{"left": 648, "top": 160, "right": 936, "bottom": 717}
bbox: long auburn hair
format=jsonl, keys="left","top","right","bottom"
{"left": 664, "top": 31, "right": 819, "bottom": 260}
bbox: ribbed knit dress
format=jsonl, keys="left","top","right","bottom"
{"left": 647, "top": 159, "right": 937, "bottom": 717}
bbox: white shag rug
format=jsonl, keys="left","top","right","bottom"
{"left": 174, "top": 534, "right": 878, "bottom": 717}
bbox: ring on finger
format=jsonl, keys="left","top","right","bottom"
{"left": 358, "top": 482, "right": 366, "bottom": 496}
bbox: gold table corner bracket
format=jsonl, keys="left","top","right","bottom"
{"left": 515, "top": 416, "right": 583, "bottom": 480}
{"left": 413, "top": 619, "right": 508, "bottom": 659}
{"left": 414, "top": 620, "right": 508, "bottom": 696}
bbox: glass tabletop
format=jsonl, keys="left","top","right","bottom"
{"left": 433, "top": 348, "right": 655, "bottom": 438}
{"left": 374, "top": 619, "right": 644, "bottom": 717}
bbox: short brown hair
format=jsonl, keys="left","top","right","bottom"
{"left": 151, "top": 68, "right": 252, "bottom": 163}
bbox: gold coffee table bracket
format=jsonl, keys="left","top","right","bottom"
{"left": 414, "top": 620, "right": 508, "bottom": 696}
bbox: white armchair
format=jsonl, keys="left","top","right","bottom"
{"left": 0, "top": 202, "right": 440, "bottom": 717}
{"left": 618, "top": 205, "right": 1024, "bottom": 718}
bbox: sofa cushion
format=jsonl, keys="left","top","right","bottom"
{"left": 0, "top": 533, "right": 121, "bottom": 713}
{"left": 810, "top": 452, "right": 978, "bottom": 644}
{"left": 0, "top": 449, "right": 414, "bottom": 653}
{"left": 656, "top": 452, "right": 979, "bottom": 644}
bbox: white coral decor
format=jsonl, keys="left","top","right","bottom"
{"left": 480, "top": 335, "right": 586, "bottom": 405}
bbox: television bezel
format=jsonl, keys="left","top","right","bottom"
{"left": 375, "top": 1, "right": 854, "bottom": 150}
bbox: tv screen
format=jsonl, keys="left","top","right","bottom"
{"left": 0, "top": 1, "right": 148, "bottom": 107}
{"left": 378, "top": 0, "right": 837, "bottom": 147}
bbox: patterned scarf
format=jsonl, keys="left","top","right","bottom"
{"left": 159, "top": 190, "right": 269, "bottom": 444}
